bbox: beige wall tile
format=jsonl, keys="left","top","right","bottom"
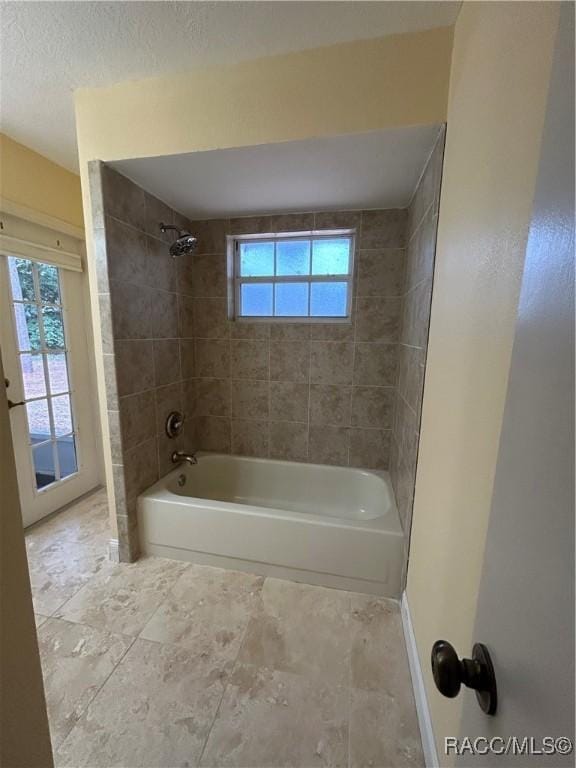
{"left": 153, "top": 340, "right": 181, "bottom": 387}
{"left": 269, "top": 212, "right": 314, "bottom": 232}
{"left": 353, "top": 342, "right": 398, "bottom": 386}
{"left": 150, "top": 291, "right": 179, "bottom": 339}
{"left": 397, "top": 344, "right": 426, "bottom": 417}
{"left": 355, "top": 297, "right": 401, "bottom": 343}
{"left": 314, "top": 210, "right": 361, "bottom": 230}
{"left": 231, "top": 321, "right": 270, "bottom": 339}
{"left": 119, "top": 390, "right": 156, "bottom": 452}
{"left": 195, "top": 339, "right": 230, "bottom": 379}
{"left": 406, "top": 209, "right": 436, "bottom": 292}
{"left": 193, "top": 218, "right": 229, "bottom": 254}
{"left": 309, "top": 384, "right": 351, "bottom": 426}
{"left": 231, "top": 379, "right": 269, "bottom": 420}
{"left": 310, "top": 341, "right": 354, "bottom": 385}
{"left": 190, "top": 252, "right": 228, "bottom": 297}
{"left": 269, "top": 421, "right": 308, "bottom": 461}
{"left": 98, "top": 293, "right": 114, "bottom": 354}
{"left": 109, "top": 281, "right": 153, "bottom": 340}
{"left": 400, "top": 280, "right": 432, "bottom": 348}
{"left": 360, "top": 209, "right": 407, "bottom": 249}
{"left": 230, "top": 339, "right": 269, "bottom": 380}
{"left": 351, "top": 387, "right": 395, "bottom": 429}
{"left": 269, "top": 381, "right": 309, "bottom": 422}
{"left": 178, "top": 294, "right": 195, "bottom": 338}
{"left": 123, "top": 437, "right": 159, "bottom": 501}
{"left": 179, "top": 339, "right": 195, "bottom": 380}
{"left": 103, "top": 354, "right": 119, "bottom": 409}
{"left": 194, "top": 298, "right": 230, "bottom": 339}
{"left": 105, "top": 217, "right": 148, "bottom": 287}
{"left": 114, "top": 340, "right": 154, "bottom": 397}
{"left": 356, "top": 249, "right": 406, "bottom": 297}
{"left": 176, "top": 258, "right": 195, "bottom": 297}
{"left": 196, "top": 415, "right": 231, "bottom": 453}
{"left": 107, "top": 409, "right": 122, "bottom": 463}
{"left": 102, "top": 166, "right": 146, "bottom": 230}
{"left": 144, "top": 193, "right": 174, "bottom": 243}
{"left": 270, "top": 341, "right": 310, "bottom": 382}
{"left": 195, "top": 378, "right": 231, "bottom": 417}
{"left": 349, "top": 428, "right": 391, "bottom": 470}
{"left": 269, "top": 323, "right": 310, "bottom": 341}
{"left": 231, "top": 419, "right": 269, "bottom": 457}
{"left": 146, "top": 235, "right": 177, "bottom": 293}
{"left": 308, "top": 425, "right": 349, "bottom": 466}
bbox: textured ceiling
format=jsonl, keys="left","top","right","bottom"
{"left": 112, "top": 124, "right": 442, "bottom": 218}
{"left": 0, "top": 1, "right": 459, "bottom": 172}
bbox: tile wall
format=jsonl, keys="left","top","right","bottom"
{"left": 390, "top": 128, "right": 445, "bottom": 537}
{"left": 181, "top": 208, "right": 407, "bottom": 471}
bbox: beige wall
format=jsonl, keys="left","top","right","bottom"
{"left": 406, "top": 1, "right": 560, "bottom": 759}
{"left": 0, "top": 133, "right": 84, "bottom": 232}
{"left": 0, "top": 357, "right": 53, "bottom": 768}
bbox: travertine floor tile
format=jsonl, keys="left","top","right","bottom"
{"left": 141, "top": 564, "right": 264, "bottom": 666}
{"left": 56, "top": 638, "right": 228, "bottom": 768}
{"left": 200, "top": 663, "right": 348, "bottom": 768}
{"left": 26, "top": 490, "right": 110, "bottom": 615}
{"left": 349, "top": 687, "right": 424, "bottom": 768}
{"left": 38, "top": 618, "right": 133, "bottom": 749}
{"left": 35, "top": 613, "right": 49, "bottom": 629}
{"left": 55, "top": 556, "right": 189, "bottom": 636}
{"left": 238, "top": 577, "right": 353, "bottom": 686}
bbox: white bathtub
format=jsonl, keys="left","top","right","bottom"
{"left": 138, "top": 453, "right": 404, "bottom": 597}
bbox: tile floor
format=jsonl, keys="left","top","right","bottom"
{"left": 26, "top": 489, "right": 423, "bottom": 768}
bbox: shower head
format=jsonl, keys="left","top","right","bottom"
{"left": 159, "top": 223, "right": 198, "bottom": 257}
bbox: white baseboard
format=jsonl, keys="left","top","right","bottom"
{"left": 401, "top": 591, "right": 439, "bottom": 768}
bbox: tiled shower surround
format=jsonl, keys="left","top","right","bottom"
{"left": 390, "top": 129, "right": 445, "bottom": 535}
{"left": 90, "top": 138, "right": 443, "bottom": 560}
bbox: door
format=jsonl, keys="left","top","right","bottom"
{"left": 0, "top": 254, "right": 99, "bottom": 527}
{"left": 457, "top": 7, "right": 574, "bottom": 764}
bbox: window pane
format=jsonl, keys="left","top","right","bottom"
{"left": 241, "top": 283, "right": 273, "bottom": 316}
{"left": 38, "top": 263, "right": 61, "bottom": 303}
{"left": 240, "top": 242, "right": 274, "bottom": 276}
{"left": 8, "top": 257, "right": 35, "bottom": 301}
{"left": 275, "top": 282, "right": 308, "bottom": 317}
{"left": 41, "top": 307, "right": 65, "bottom": 349}
{"left": 57, "top": 435, "right": 78, "bottom": 480}
{"left": 310, "top": 282, "right": 348, "bottom": 317}
{"left": 13, "top": 304, "right": 41, "bottom": 352}
{"left": 52, "top": 394, "right": 73, "bottom": 436}
{"left": 312, "top": 238, "right": 351, "bottom": 275}
{"left": 276, "top": 240, "right": 310, "bottom": 276}
{"left": 33, "top": 442, "right": 56, "bottom": 489}
{"left": 27, "top": 399, "right": 51, "bottom": 443}
{"left": 20, "top": 353, "right": 47, "bottom": 399}
{"left": 47, "top": 353, "right": 70, "bottom": 394}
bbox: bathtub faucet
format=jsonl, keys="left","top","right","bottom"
{"left": 171, "top": 450, "right": 198, "bottom": 466}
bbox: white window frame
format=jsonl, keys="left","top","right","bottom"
{"left": 228, "top": 229, "right": 356, "bottom": 323}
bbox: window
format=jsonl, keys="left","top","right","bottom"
{"left": 230, "top": 231, "right": 355, "bottom": 322}
{"left": 7, "top": 256, "right": 78, "bottom": 490}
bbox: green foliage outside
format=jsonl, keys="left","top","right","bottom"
{"left": 15, "top": 259, "right": 65, "bottom": 350}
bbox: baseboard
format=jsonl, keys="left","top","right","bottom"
{"left": 401, "top": 591, "right": 439, "bottom": 768}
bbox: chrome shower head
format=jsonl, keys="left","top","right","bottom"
{"left": 159, "top": 223, "right": 198, "bottom": 258}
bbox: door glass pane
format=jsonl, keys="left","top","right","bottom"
{"left": 26, "top": 399, "right": 51, "bottom": 443}
{"left": 52, "top": 394, "right": 73, "bottom": 436}
{"left": 276, "top": 240, "right": 310, "bottom": 276}
{"left": 38, "top": 263, "right": 61, "bottom": 303}
{"left": 41, "top": 307, "right": 65, "bottom": 349}
{"left": 239, "top": 242, "right": 274, "bottom": 276}
{"left": 32, "top": 442, "right": 56, "bottom": 489}
{"left": 312, "top": 238, "right": 351, "bottom": 275}
{"left": 241, "top": 283, "right": 273, "bottom": 316}
{"left": 8, "top": 257, "right": 35, "bottom": 301}
{"left": 57, "top": 435, "right": 78, "bottom": 479}
{"left": 275, "top": 282, "right": 309, "bottom": 316}
{"left": 310, "top": 282, "right": 348, "bottom": 317}
{"left": 47, "top": 353, "right": 69, "bottom": 394}
{"left": 14, "top": 304, "right": 41, "bottom": 352}
{"left": 20, "top": 354, "right": 47, "bottom": 399}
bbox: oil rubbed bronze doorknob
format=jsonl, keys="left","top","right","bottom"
{"left": 431, "top": 640, "right": 497, "bottom": 715}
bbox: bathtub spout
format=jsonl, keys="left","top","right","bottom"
{"left": 171, "top": 451, "right": 198, "bottom": 466}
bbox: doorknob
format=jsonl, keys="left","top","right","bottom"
{"left": 431, "top": 640, "right": 497, "bottom": 715}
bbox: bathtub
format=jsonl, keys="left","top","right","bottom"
{"left": 138, "top": 453, "right": 404, "bottom": 597}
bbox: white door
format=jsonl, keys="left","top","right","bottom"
{"left": 0, "top": 254, "right": 99, "bottom": 527}
{"left": 455, "top": 7, "right": 574, "bottom": 764}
